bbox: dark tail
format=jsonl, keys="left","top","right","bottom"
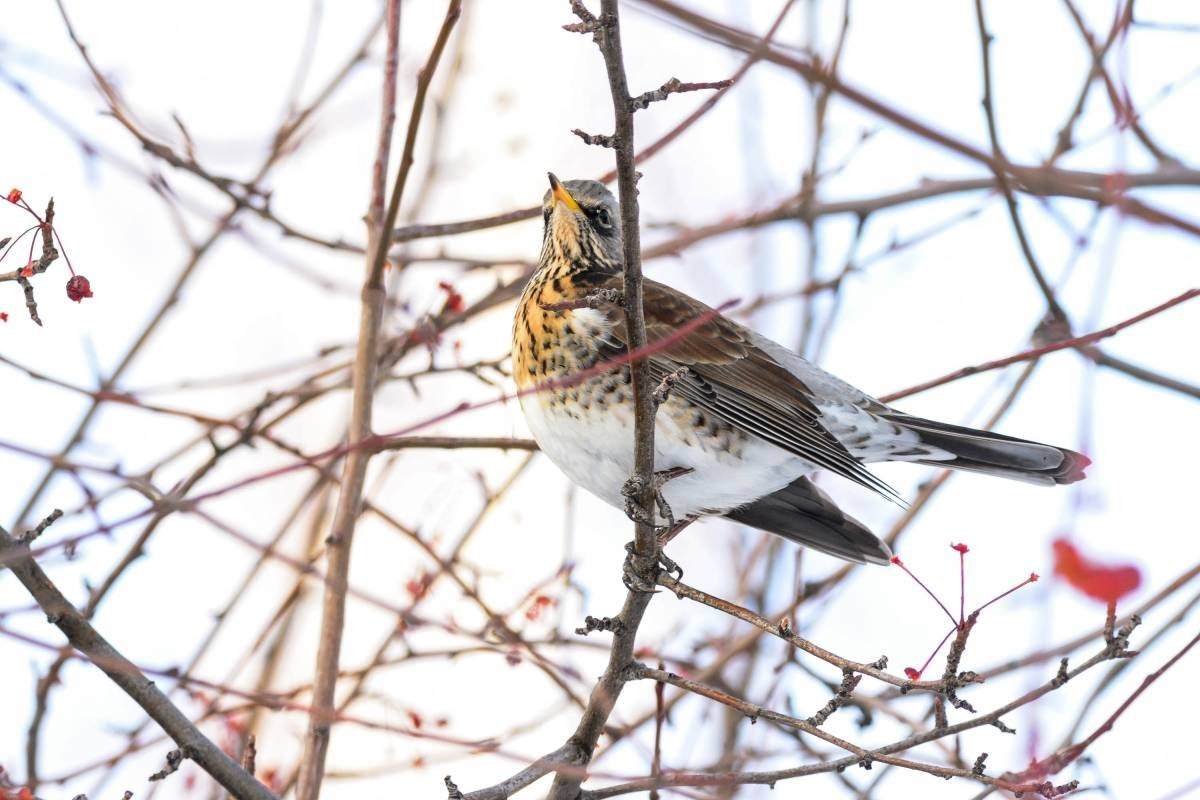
{"left": 725, "top": 475, "right": 892, "bottom": 565}
{"left": 882, "top": 412, "right": 1090, "bottom": 486}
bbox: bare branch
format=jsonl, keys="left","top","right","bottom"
{"left": 629, "top": 77, "right": 732, "bottom": 110}
{"left": 295, "top": 3, "right": 463, "bottom": 797}
{"left": 974, "top": 0, "right": 1068, "bottom": 323}
{"left": 880, "top": 288, "right": 1198, "bottom": 403}
{"left": 0, "top": 525, "right": 277, "bottom": 800}
{"left": 541, "top": 287, "right": 624, "bottom": 312}
{"left": 571, "top": 128, "right": 617, "bottom": 148}
{"left": 19, "top": 508, "right": 62, "bottom": 546}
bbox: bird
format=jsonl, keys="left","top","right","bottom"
{"left": 512, "top": 174, "right": 1089, "bottom": 567}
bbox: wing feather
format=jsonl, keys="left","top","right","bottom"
{"left": 592, "top": 276, "right": 900, "bottom": 502}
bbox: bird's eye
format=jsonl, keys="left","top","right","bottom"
{"left": 594, "top": 207, "right": 612, "bottom": 228}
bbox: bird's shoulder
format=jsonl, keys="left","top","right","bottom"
{"left": 585, "top": 274, "right": 755, "bottom": 365}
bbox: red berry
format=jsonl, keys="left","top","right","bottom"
{"left": 950, "top": 543, "right": 969, "bottom": 554}
{"left": 66, "top": 274, "right": 93, "bottom": 302}
{"left": 0, "top": 312, "right": 7, "bottom": 322}
{"left": 903, "top": 667, "right": 921, "bottom": 681}
{"left": 6, "top": 188, "right": 22, "bottom": 204}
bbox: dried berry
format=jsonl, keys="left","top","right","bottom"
{"left": 66, "top": 274, "right": 93, "bottom": 302}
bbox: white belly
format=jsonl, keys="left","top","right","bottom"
{"left": 520, "top": 395, "right": 816, "bottom": 523}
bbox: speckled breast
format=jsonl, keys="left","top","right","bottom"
{"left": 513, "top": 272, "right": 748, "bottom": 460}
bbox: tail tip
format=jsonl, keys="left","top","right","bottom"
{"left": 1056, "top": 450, "right": 1091, "bottom": 484}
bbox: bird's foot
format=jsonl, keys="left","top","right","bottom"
{"left": 655, "top": 547, "right": 683, "bottom": 582}
{"left": 621, "top": 541, "right": 657, "bottom": 592}
{"left": 622, "top": 541, "right": 683, "bottom": 593}
{"left": 621, "top": 480, "right": 655, "bottom": 527}
{"left": 621, "top": 466, "right": 694, "bottom": 531}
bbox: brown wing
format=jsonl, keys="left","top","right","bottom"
{"left": 592, "top": 275, "right": 898, "bottom": 501}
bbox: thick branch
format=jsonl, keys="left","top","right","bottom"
{"left": 294, "top": 4, "right": 462, "bottom": 798}
{"left": 0, "top": 525, "right": 277, "bottom": 800}
{"left": 368, "top": 436, "right": 538, "bottom": 453}
{"left": 546, "top": 2, "right": 661, "bottom": 798}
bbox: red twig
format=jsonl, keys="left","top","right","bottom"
{"left": 881, "top": 288, "right": 1198, "bottom": 403}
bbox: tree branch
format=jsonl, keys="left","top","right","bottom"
{"left": 294, "top": 3, "right": 462, "bottom": 798}
{"left": 879, "top": 287, "right": 1198, "bottom": 403}
{"left": 0, "top": 524, "right": 277, "bottom": 800}
{"left": 974, "top": 0, "right": 1069, "bottom": 323}
{"left": 545, "top": 2, "right": 661, "bottom": 796}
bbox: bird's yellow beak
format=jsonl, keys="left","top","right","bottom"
{"left": 548, "top": 172, "right": 581, "bottom": 213}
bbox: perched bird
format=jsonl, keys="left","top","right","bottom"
{"left": 513, "top": 174, "right": 1089, "bottom": 566}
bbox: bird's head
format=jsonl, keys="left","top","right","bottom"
{"left": 540, "top": 173, "right": 622, "bottom": 270}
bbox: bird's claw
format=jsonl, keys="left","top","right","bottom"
{"left": 619, "top": 544, "right": 657, "bottom": 594}
{"left": 620, "top": 467, "right": 695, "bottom": 531}
{"left": 620, "top": 467, "right": 693, "bottom": 591}
{"left": 621, "top": 477, "right": 656, "bottom": 527}
{"left": 656, "top": 548, "right": 683, "bottom": 582}
{"left": 621, "top": 541, "right": 682, "bottom": 593}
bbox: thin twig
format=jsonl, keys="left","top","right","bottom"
{"left": 880, "top": 288, "right": 1198, "bottom": 403}
{"left": 974, "top": 0, "right": 1069, "bottom": 322}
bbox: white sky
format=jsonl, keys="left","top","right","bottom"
{"left": 2, "top": 1, "right": 1198, "bottom": 798}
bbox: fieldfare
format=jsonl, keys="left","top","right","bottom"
{"left": 513, "top": 174, "right": 1089, "bottom": 565}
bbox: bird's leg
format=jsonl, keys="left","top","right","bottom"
{"left": 620, "top": 467, "right": 694, "bottom": 590}
{"left": 620, "top": 475, "right": 655, "bottom": 527}
{"left": 653, "top": 547, "right": 682, "bottom": 582}
{"left": 620, "top": 540, "right": 683, "bottom": 591}
{"left": 651, "top": 517, "right": 695, "bottom": 582}
{"left": 652, "top": 488, "right": 675, "bottom": 530}
{"left": 622, "top": 540, "right": 658, "bottom": 593}
{"left": 620, "top": 466, "right": 694, "bottom": 532}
